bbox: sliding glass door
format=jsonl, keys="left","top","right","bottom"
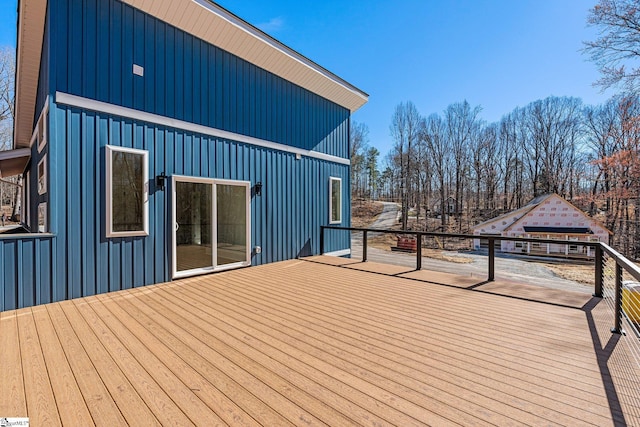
{"left": 173, "top": 177, "right": 250, "bottom": 278}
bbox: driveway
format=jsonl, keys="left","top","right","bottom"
{"left": 351, "top": 202, "right": 399, "bottom": 245}
{"left": 350, "top": 202, "right": 592, "bottom": 294}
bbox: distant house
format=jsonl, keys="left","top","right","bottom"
{"left": 0, "top": 0, "right": 368, "bottom": 311}
{"left": 472, "top": 194, "right": 611, "bottom": 257}
{"left": 431, "top": 196, "right": 459, "bottom": 217}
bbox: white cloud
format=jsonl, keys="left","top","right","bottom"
{"left": 257, "top": 17, "right": 284, "bottom": 33}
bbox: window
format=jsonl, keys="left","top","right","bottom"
{"left": 38, "top": 203, "right": 47, "bottom": 233}
{"left": 37, "top": 107, "right": 48, "bottom": 153}
{"left": 37, "top": 155, "right": 47, "bottom": 195}
{"left": 106, "top": 145, "right": 149, "bottom": 237}
{"left": 23, "top": 171, "right": 30, "bottom": 227}
{"left": 329, "top": 177, "right": 342, "bottom": 224}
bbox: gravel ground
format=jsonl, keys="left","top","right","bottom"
{"left": 349, "top": 202, "right": 594, "bottom": 294}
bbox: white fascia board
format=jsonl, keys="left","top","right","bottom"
{"left": 191, "top": 0, "right": 368, "bottom": 107}
{"left": 55, "top": 92, "right": 350, "bottom": 166}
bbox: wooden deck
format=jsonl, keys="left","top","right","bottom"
{"left": 2, "top": 256, "right": 640, "bottom": 426}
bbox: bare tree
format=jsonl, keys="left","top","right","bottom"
{"left": 584, "top": 0, "right": 640, "bottom": 91}
{"left": 350, "top": 121, "right": 369, "bottom": 200}
{"left": 390, "top": 101, "right": 422, "bottom": 230}
{"left": 423, "top": 114, "right": 449, "bottom": 229}
{"left": 0, "top": 47, "right": 18, "bottom": 222}
{"left": 520, "top": 96, "right": 583, "bottom": 197}
{"left": 444, "top": 100, "right": 481, "bottom": 229}
{"left": 0, "top": 47, "right": 15, "bottom": 126}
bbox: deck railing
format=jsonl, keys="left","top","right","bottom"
{"left": 320, "top": 225, "right": 640, "bottom": 339}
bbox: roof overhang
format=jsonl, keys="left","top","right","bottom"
{"left": 121, "top": 0, "right": 368, "bottom": 112}
{"left": 14, "top": 0, "right": 47, "bottom": 149}
{"left": 15, "top": 0, "right": 368, "bottom": 151}
{"left": 0, "top": 148, "right": 31, "bottom": 177}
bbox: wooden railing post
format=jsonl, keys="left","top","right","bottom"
{"left": 612, "top": 262, "right": 623, "bottom": 334}
{"left": 488, "top": 237, "right": 495, "bottom": 282}
{"left": 362, "top": 230, "right": 368, "bottom": 262}
{"left": 416, "top": 232, "right": 422, "bottom": 271}
{"left": 594, "top": 244, "right": 603, "bottom": 298}
{"left": 320, "top": 226, "right": 325, "bottom": 255}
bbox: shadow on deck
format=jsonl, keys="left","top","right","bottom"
{"left": 1, "top": 256, "right": 639, "bottom": 426}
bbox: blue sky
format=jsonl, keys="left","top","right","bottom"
{"left": 0, "top": 1, "right": 611, "bottom": 155}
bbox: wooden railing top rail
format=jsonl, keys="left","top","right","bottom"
{"left": 321, "top": 225, "right": 602, "bottom": 247}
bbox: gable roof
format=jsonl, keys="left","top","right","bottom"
{"left": 14, "top": 0, "right": 369, "bottom": 149}
{"left": 472, "top": 194, "right": 553, "bottom": 231}
{"left": 505, "top": 193, "right": 612, "bottom": 235}
{"left": 472, "top": 193, "right": 613, "bottom": 236}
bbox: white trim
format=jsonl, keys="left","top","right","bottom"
{"left": 37, "top": 155, "right": 47, "bottom": 195}
{"left": 105, "top": 145, "right": 149, "bottom": 238}
{"left": 191, "top": 0, "right": 368, "bottom": 105}
{"left": 37, "top": 202, "right": 47, "bottom": 233}
{"left": 36, "top": 102, "right": 49, "bottom": 153}
{"left": 329, "top": 176, "right": 342, "bottom": 224}
{"left": 56, "top": 91, "right": 350, "bottom": 166}
{"left": 24, "top": 171, "right": 30, "bottom": 227}
{"left": 0, "top": 148, "right": 31, "bottom": 161}
{"left": 324, "top": 249, "right": 351, "bottom": 257}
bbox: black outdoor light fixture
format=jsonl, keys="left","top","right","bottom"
{"left": 255, "top": 182, "right": 262, "bottom": 196}
{"left": 156, "top": 172, "right": 166, "bottom": 191}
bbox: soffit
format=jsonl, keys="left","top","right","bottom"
{"left": 14, "top": 0, "right": 47, "bottom": 149}
{"left": 0, "top": 148, "right": 31, "bottom": 177}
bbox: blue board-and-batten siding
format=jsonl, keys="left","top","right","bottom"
{"left": 0, "top": 102, "right": 350, "bottom": 312}
{"left": 50, "top": 0, "right": 350, "bottom": 159}
{"left": 0, "top": 235, "right": 54, "bottom": 311}
{"left": 1, "top": 0, "right": 355, "bottom": 311}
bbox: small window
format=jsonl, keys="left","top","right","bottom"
{"left": 37, "top": 110, "right": 47, "bottom": 153}
{"left": 23, "top": 171, "right": 30, "bottom": 227}
{"left": 329, "top": 177, "right": 342, "bottom": 224}
{"left": 37, "top": 155, "right": 47, "bottom": 195}
{"left": 106, "top": 145, "right": 149, "bottom": 237}
{"left": 38, "top": 202, "right": 47, "bottom": 233}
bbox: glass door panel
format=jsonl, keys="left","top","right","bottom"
{"left": 216, "top": 184, "right": 248, "bottom": 266}
{"left": 175, "top": 181, "right": 213, "bottom": 273}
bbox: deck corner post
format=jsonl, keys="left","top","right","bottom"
{"left": 594, "top": 244, "right": 603, "bottom": 298}
{"left": 488, "top": 237, "right": 495, "bottom": 282}
{"left": 416, "top": 232, "right": 422, "bottom": 271}
{"left": 362, "top": 230, "right": 368, "bottom": 262}
{"left": 612, "top": 261, "right": 624, "bottom": 334}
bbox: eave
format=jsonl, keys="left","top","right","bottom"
{"left": 14, "top": 0, "right": 47, "bottom": 149}
{"left": 0, "top": 147, "right": 31, "bottom": 177}
{"left": 121, "top": 0, "right": 368, "bottom": 112}
{"left": 14, "top": 0, "right": 368, "bottom": 151}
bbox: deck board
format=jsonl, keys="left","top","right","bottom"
{"left": 2, "top": 257, "right": 640, "bottom": 426}
{"left": 43, "top": 303, "right": 128, "bottom": 426}
{"left": 30, "top": 306, "right": 95, "bottom": 427}
{"left": 0, "top": 310, "right": 27, "bottom": 417}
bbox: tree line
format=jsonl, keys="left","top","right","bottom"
{"left": 351, "top": 0, "right": 640, "bottom": 259}
{"left": 350, "top": 94, "right": 640, "bottom": 258}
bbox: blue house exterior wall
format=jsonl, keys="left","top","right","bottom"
{"left": 51, "top": 0, "right": 350, "bottom": 158}
{"left": 1, "top": 0, "right": 353, "bottom": 311}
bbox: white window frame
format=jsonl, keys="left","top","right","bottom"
{"left": 37, "top": 202, "right": 47, "bottom": 233}
{"left": 37, "top": 104, "right": 48, "bottom": 153}
{"left": 106, "top": 145, "right": 149, "bottom": 238}
{"left": 329, "top": 176, "right": 342, "bottom": 224}
{"left": 23, "top": 171, "right": 30, "bottom": 227}
{"left": 37, "top": 155, "right": 47, "bottom": 195}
